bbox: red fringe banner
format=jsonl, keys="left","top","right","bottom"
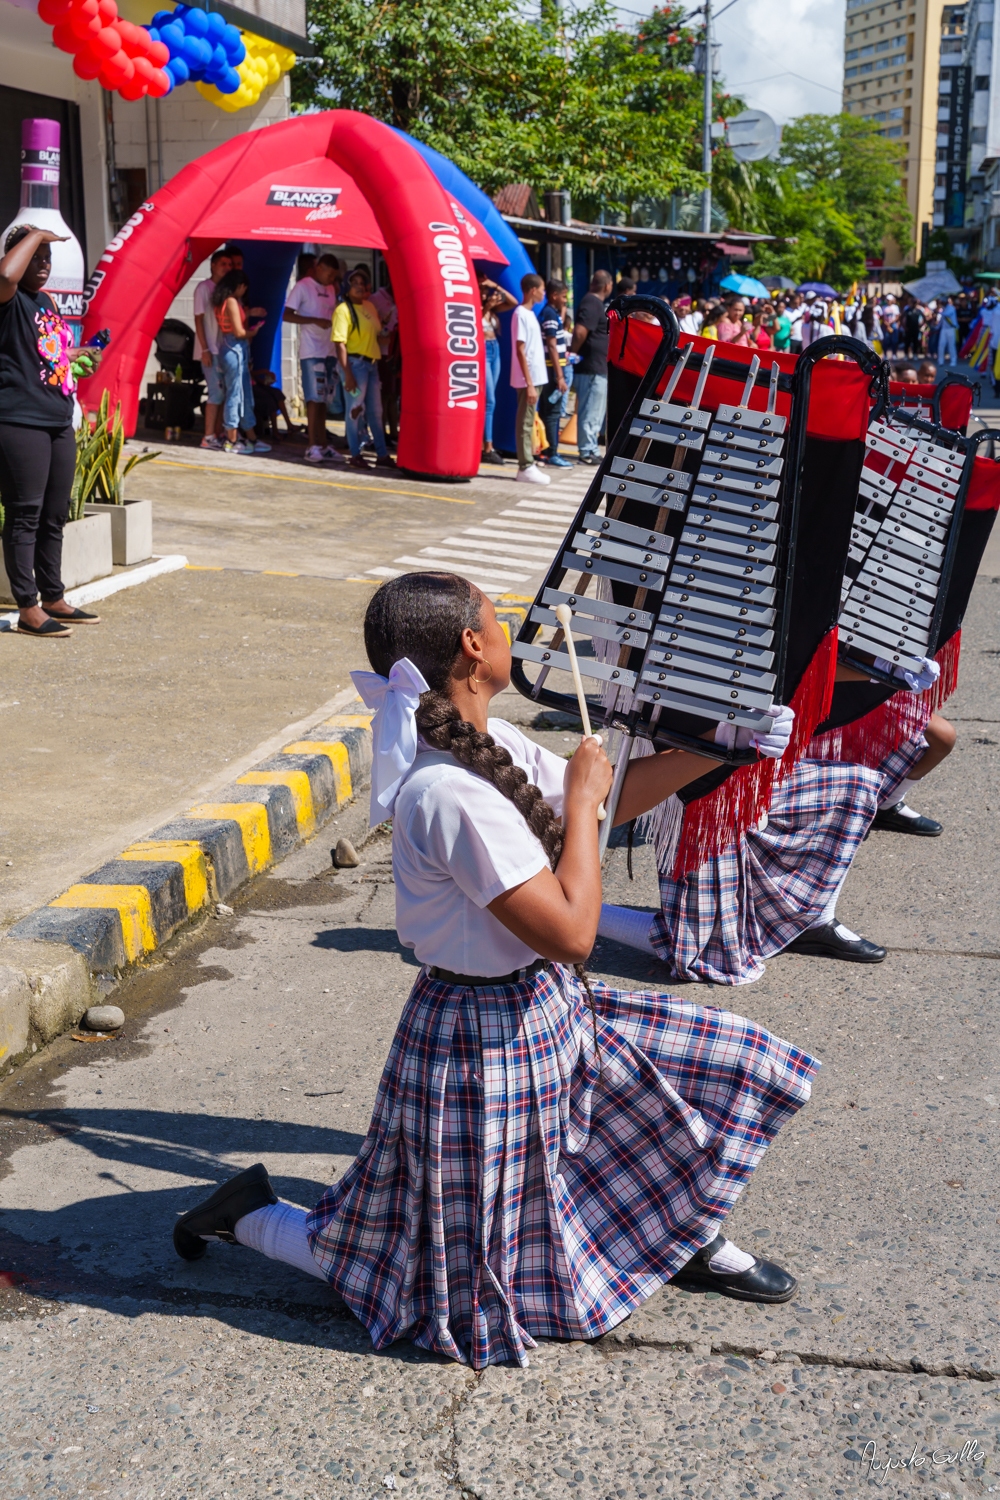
{"left": 807, "top": 630, "right": 961, "bottom": 769}
{"left": 670, "top": 629, "right": 840, "bottom": 879}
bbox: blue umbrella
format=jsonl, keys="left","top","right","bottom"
{"left": 720, "top": 272, "right": 771, "bottom": 299}
{"left": 798, "top": 281, "right": 839, "bottom": 298}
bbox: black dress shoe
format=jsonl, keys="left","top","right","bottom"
{"left": 784, "top": 921, "right": 886, "bottom": 963}
{"left": 172, "top": 1163, "right": 277, "bottom": 1261}
{"left": 872, "top": 802, "right": 943, "bottom": 837}
{"left": 670, "top": 1235, "right": 797, "bottom": 1304}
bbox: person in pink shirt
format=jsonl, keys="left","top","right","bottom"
{"left": 716, "top": 297, "right": 750, "bottom": 345}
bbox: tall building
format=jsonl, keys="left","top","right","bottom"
{"left": 958, "top": 0, "right": 1000, "bottom": 264}
{"left": 842, "top": 0, "right": 946, "bottom": 268}
{"left": 934, "top": 5, "right": 969, "bottom": 233}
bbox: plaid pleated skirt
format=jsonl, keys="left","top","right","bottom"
{"left": 651, "top": 741, "right": 927, "bottom": 986}
{"left": 306, "top": 965, "right": 818, "bottom": 1368}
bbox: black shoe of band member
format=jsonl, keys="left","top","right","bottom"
{"left": 16, "top": 616, "right": 72, "bottom": 638}
{"left": 783, "top": 921, "right": 886, "bottom": 963}
{"left": 172, "top": 1162, "right": 277, "bottom": 1261}
{"left": 669, "top": 1235, "right": 797, "bottom": 1304}
{"left": 871, "top": 801, "right": 943, "bottom": 837}
{"left": 43, "top": 606, "right": 101, "bottom": 624}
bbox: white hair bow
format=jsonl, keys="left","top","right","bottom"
{"left": 350, "top": 657, "right": 430, "bottom": 825}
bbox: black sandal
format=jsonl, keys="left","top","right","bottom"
{"left": 16, "top": 616, "right": 73, "bottom": 638}
{"left": 43, "top": 605, "right": 100, "bottom": 624}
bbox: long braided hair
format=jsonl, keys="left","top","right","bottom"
{"left": 364, "top": 573, "right": 602, "bottom": 1047}
{"left": 364, "top": 572, "right": 566, "bottom": 868}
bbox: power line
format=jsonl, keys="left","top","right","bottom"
{"left": 727, "top": 68, "right": 843, "bottom": 95}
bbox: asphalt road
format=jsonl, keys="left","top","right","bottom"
{"left": 0, "top": 583, "right": 998, "bottom": 1500}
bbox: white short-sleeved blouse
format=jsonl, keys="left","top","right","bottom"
{"left": 392, "top": 718, "right": 568, "bottom": 976}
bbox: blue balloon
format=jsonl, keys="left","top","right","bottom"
{"left": 160, "top": 20, "right": 184, "bottom": 49}
{"left": 221, "top": 22, "right": 242, "bottom": 55}
{"left": 205, "top": 9, "right": 226, "bottom": 40}
{"left": 184, "top": 6, "right": 209, "bottom": 37}
{"left": 165, "top": 55, "right": 189, "bottom": 83}
{"left": 179, "top": 34, "right": 204, "bottom": 68}
{"left": 208, "top": 42, "right": 227, "bottom": 71}
{"left": 150, "top": 9, "right": 174, "bottom": 26}
{"left": 217, "top": 64, "right": 241, "bottom": 93}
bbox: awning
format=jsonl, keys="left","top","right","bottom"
{"left": 192, "top": 153, "right": 508, "bottom": 262}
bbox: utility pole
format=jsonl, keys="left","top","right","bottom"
{"left": 701, "top": 0, "right": 712, "bottom": 234}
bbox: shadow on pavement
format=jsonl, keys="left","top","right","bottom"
{"left": 311, "top": 926, "right": 421, "bottom": 963}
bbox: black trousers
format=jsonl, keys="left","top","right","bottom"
{"left": 0, "top": 421, "right": 75, "bottom": 608}
{"left": 538, "top": 379, "right": 563, "bottom": 456}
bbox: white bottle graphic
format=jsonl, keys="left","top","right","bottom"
{"left": 2, "top": 118, "right": 85, "bottom": 341}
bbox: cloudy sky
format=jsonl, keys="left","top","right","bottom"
{"left": 616, "top": 0, "right": 846, "bottom": 125}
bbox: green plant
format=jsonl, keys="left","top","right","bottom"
{"left": 69, "top": 390, "right": 158, "bottom": 520}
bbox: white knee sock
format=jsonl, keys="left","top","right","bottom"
{"left": 807, "top": 867, "right": 861, "bottom": 942}
{"left": 233, "top": 1200, "right": 327, "bottom": 1281}
{"left": 879, "top": 775, "right": 920, "bottom": 812}
{"left": 597, "top": 903, "right": 658, "bottom": 955}
{"left": 708, "top": 1238, "right": 756, "bottom": 1273}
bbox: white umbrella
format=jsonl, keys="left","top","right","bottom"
{"left": 902, "top": 270, "right": 961, "bottom": 300}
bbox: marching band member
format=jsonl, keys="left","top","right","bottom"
{"left": 172, "top": 572, "right": 815, "bottom": 1367}
{"left": 598, "top": 658, "right": 952, "bottom": 984}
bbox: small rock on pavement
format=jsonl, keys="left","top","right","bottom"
{"left": 84, "top": 1005, "right": 124, "bottom": 1032}
{"left": 215, "top": 902, "right": 234, "bottom": 917}
{"left": 332, "top": 837, "right": 360, "bottom": 869}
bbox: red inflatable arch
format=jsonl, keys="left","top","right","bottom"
{"left": 80, "top": 111, "right": 508, "bottom": 478}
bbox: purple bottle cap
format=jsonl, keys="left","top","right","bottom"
{"left": 23, "top": 118, "right": 61, "bottom": 154}
{"left": 21, "top": 118, "right": 60, "bottom": 187}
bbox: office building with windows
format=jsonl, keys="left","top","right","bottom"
{"left": 842, "top": 0, "right": 946, "bottom": 267}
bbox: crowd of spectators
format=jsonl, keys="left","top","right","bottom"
{"left": 190, "top": 250, "right": 985, "bottom": 474}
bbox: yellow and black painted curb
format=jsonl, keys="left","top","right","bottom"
{"left": 8, "top": 708, "right": 373, "bottom": 976}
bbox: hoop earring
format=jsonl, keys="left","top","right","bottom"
{"left": 470, "top": 659, "right": 494, "bottom": 686}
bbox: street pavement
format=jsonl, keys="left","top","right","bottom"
{"left": 0, "top": 573, "right": 998, "bottom": 1498}
{"left": 130, "top": 440, "right": 593, "bottom": 597}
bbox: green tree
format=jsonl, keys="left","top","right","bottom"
{"left": 775, "top": 112, "right": 913, "bottom": 261}
{"left": 294, "top": 0, "right": 705, "bottom": 218}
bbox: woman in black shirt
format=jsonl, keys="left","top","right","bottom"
{"left": 0, "top": 224, "right": 100, "bottom": 637}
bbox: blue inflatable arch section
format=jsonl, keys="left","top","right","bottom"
{"left": 394, "top": 130, "right": 536, "bottom": 456}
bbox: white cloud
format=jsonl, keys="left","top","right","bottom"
{"left": 715, "top": 0, "right": 846, "bottom": 124}
{"left": 612, "top": 0, "right": 846, "bottom": 127}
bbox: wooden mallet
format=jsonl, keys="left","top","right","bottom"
{"left": 554, "top": 603, "right": 607, "bottom": 821}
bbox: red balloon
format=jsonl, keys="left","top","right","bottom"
{"left": 132, "top": 54, "right": 155, "bottom": 83}
{"left": 147, "top": 65, "right": 171, "bottom": 97}
{"left": 100, "top": 47, "right": 133, "bottom": 84}
{"left": 96, "top": 0, "right": 117, "bottom": 20}
{"left": 92, "top": 25, "right": 120, "bottom": 58}
{"left": 147, "top": 38, "right": 169, "bottom": 67}
{"left": 118, "top": 73, "right": 148, "bottom": 101}
{"left": 115, "top": 17, "right": 136, "bottom": 47}
{"left": 37, "top": 0, "right": 74, "bottom": 23}
{"left": 72, "top": 46, "right": 103, "bottom": 78}
{"left": 69, "top": 4, "right": 101, "bottom": 41}
{"left": 51, "top": 19, "right": 80, "bottom": 49}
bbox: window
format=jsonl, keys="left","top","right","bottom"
{"left": 846, "top": 66, "right": 859, "bottom": 76}
{"left": 847, "top": 47, "right": 859, "bottom": 58}
{"left": 976, "top": 75, "right": 991, "bottom": 89}
{"left": 886, "top": 125, "right": 903, "bottom": 136}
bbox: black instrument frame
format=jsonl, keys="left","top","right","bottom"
{"left": 510, "top": 297, "right": 886, "bottom": 761}
{"left": 837, "top": 405, "right": 980, "bottom": 687}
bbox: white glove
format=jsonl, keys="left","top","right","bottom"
{"left": 873, "top": 654, "right": 940, "bottom": 693}
{"left": 714, "top": 704, "right": 795, "bottom": 759}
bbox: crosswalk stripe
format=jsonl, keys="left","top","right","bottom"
{"left": 393, "top": 550, "right": 532, "bottom": 580}
{"left": 406, "top": 545, "right": 535, "bottom": 574}
{"left": 509, "top": 500, "right": 580, "bottom": 517}
{"left": 449, "top": 531, "right": 557, "bottom": 559}
{"left": 481, "top": 518, "right": 568, "bottom": 536}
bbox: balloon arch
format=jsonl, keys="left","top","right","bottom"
{"left": 80, "top": 110, "right": 529, "bottom": 478}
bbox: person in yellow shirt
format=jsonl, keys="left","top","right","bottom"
{"left": 331, "top": 270, "right": 395, "bottom": 470}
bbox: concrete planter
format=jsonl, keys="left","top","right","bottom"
{"left": 0, "top": 510, "right": 113, "bottom": 605}
{"left": 85, "top": 499, "right": 153, "bottom": 567}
